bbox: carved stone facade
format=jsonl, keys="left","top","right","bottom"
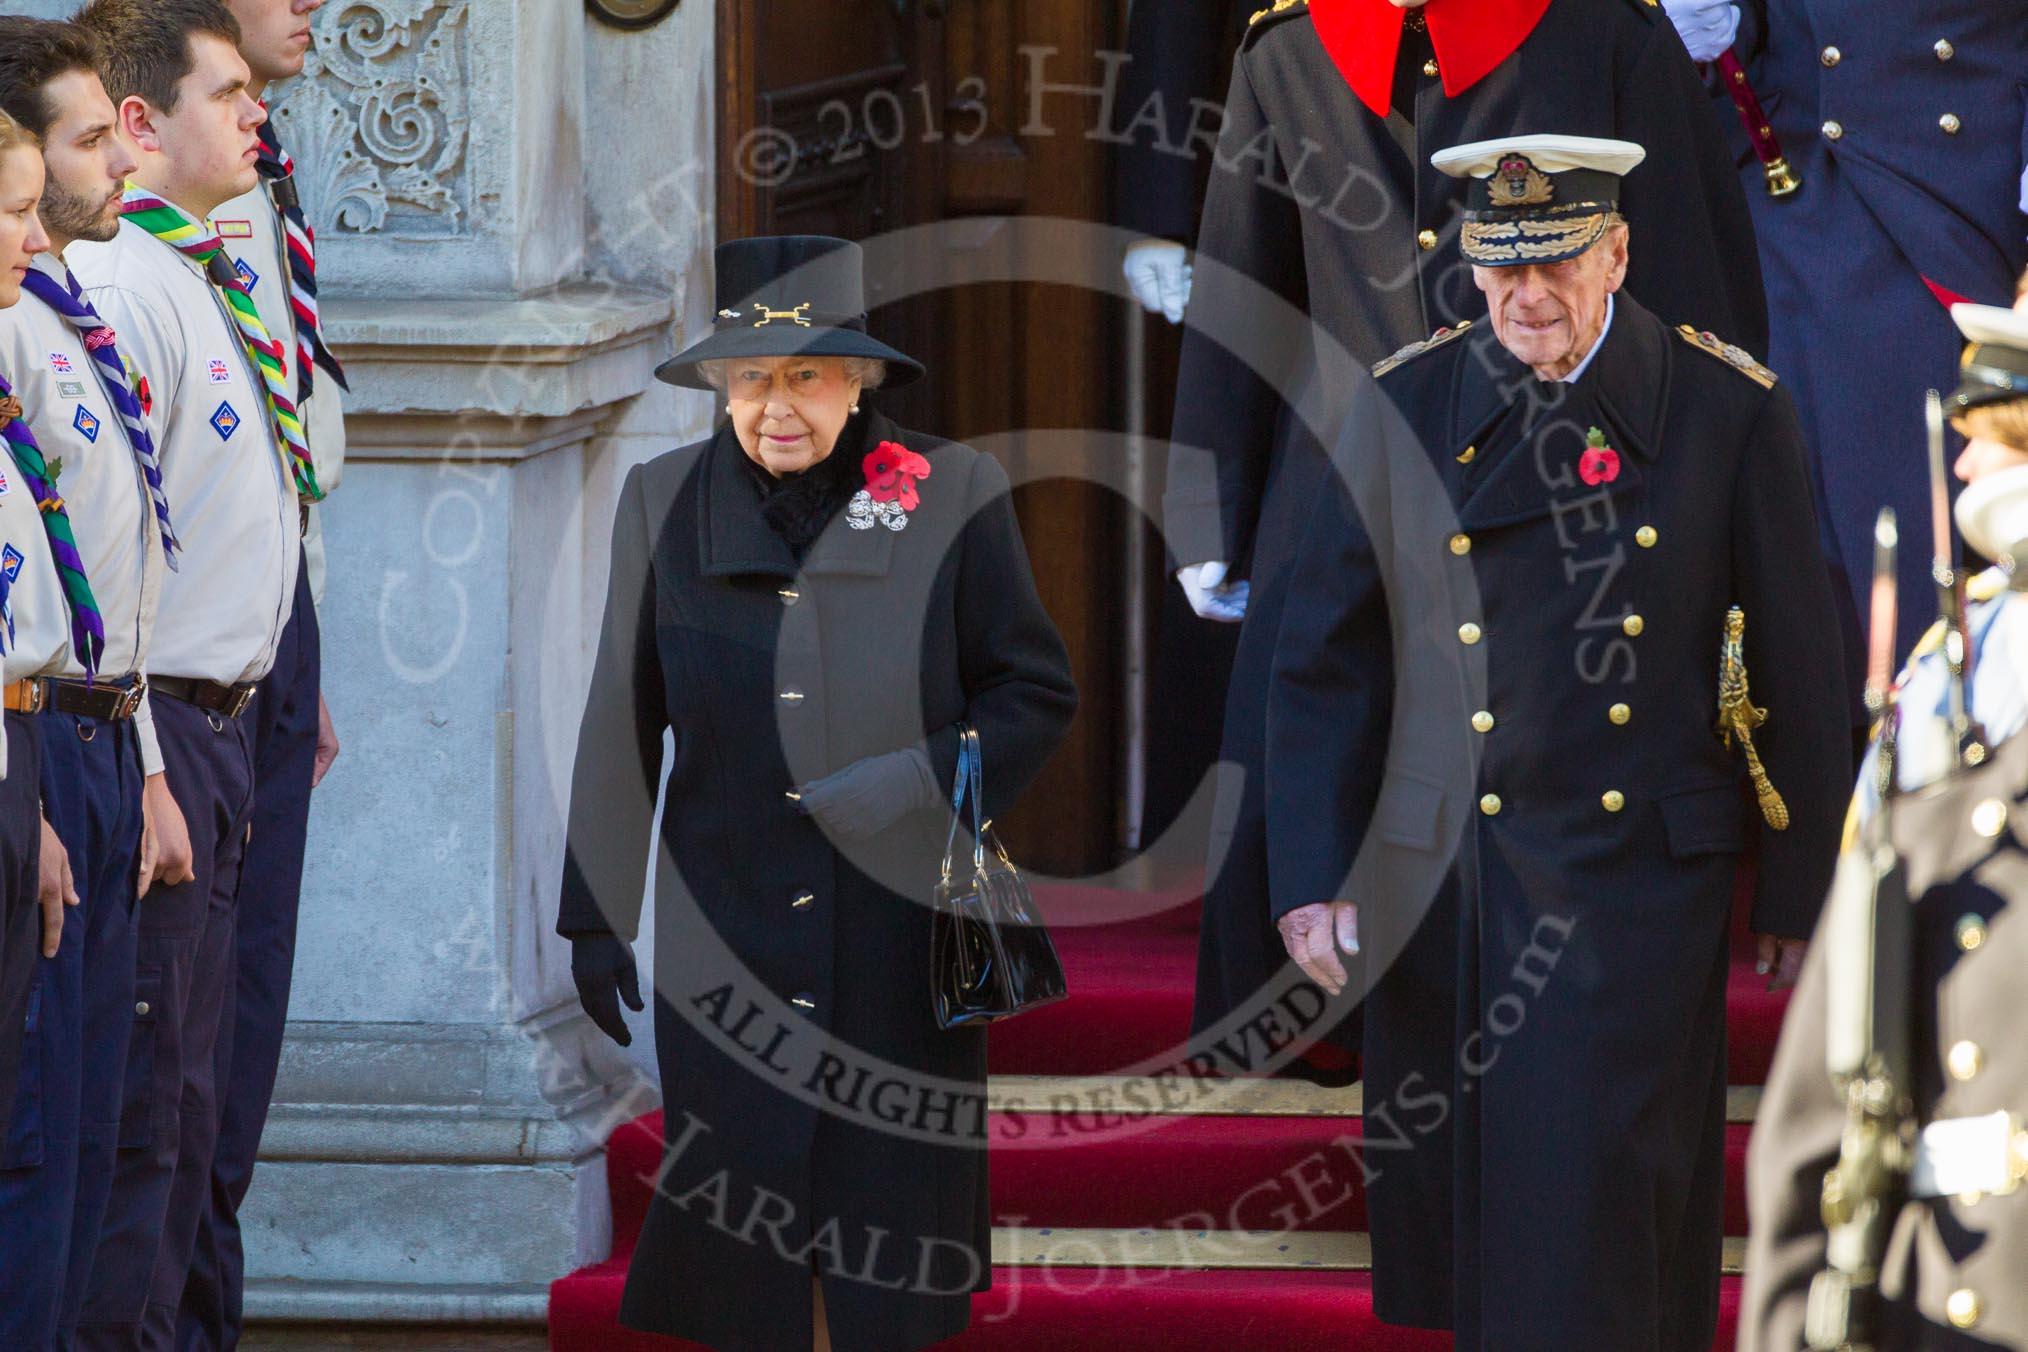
{"left": 268, "top": 0, "right": 472, "bottom": 238}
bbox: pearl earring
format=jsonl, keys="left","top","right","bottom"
{"left": 850, "top": 404, "right": 861, "bottom": 415}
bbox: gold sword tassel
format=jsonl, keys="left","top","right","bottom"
{"left": 1717, "top": 606, "right": 1791, "bottom": 830}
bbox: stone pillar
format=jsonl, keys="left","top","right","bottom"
{"left": 233, "top": 0, "right": 719, "bottom": 1332}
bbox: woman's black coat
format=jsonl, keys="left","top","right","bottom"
{"left": 557, "top": 412, "right": 1076, "bottom": 1352}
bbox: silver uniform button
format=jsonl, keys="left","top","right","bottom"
{"left": 135, "top": 1001, "right": 151, "bottom": 1017}
{"left": 1822, "top": 120, "right": 1844, "bottom": 141}
{"left": 1940, "top": 112, "right": 1962, "bottom": 135}
{"left": 1934, "top": 38, "right": 1954, "bottom": 60}
{"left": 1819, "top": 45, "right": 1840, "bottom": 66}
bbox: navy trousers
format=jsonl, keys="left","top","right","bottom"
{"left": 178, "top": 566, "right": 319, "bottom": 1351}
{"left": 0, "top": 711, "right": 144, "bottom": 1352}
{"left": 75, "top": 695, "right": 253, "bottom": 1352}
{"left": 0, "top": 713, "right": 42, "bottom": 1154}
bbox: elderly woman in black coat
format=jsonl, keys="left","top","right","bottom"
{"left": 556, "top": 236, "right": 1076, "bottom": 1352}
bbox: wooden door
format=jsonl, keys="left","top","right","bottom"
{"left": 718, "top": 0, "right": 1123, "bottom": 876}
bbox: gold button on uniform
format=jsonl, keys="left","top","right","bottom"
{"left": 1955, "top": 914, "right": 1988, "bottom": 952}
{"left": 1609, "top": 703, "right": 1632, "bottom": 726}
{"left": 1823, "top": 120, "right": 1844, "bottom": 140}
{"left": 1947, "top": 1040, "right": 1984, "bottom": 1082}
{"left": 1635, "top": 526, "right": 1658, "bottom": 549}
{"left": 1622, "top": 614, "right": 1645, "bottom": 637}
{"left": 1602, "top": 790, "right": 1626, "bottom": 813}
{"left": 1946, "top": 1288, "right": 1983, "bottom": 1330}
{"left": 1819, "top": 45, "right": 1841, "bottom": 66}
{"left": 1417, "top": 229, "right": 1438, "bottom": 251}
{"left": 1449, "top": 533, "right": 1472, "bottom": 556}
{"left": 1472, "top": 711, "right": 1495, "bottom": 733}
{"left": 1934, "top": 38, "right": 1955, "bottom": 60}
{"left": 1940, "top": 112, "right": 1962, "bottom": 134}
{"left": 1458, "top": 623, "right": 1483, "bottom": 646}
{"left": 1479, "top": 794, "right": 1502, "bottom": 817}
{"left": 1422, "top": 58, "right": 1439, "bottom": 77}
{"left": 1972, "top": 798, "right": 2008, "bottom": 838}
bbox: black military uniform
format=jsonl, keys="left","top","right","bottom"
{"left": 1265, "top": 138, "right": 1849, "bottom": 1349}
{"left": 1170, "top": 0, "right": 1770, "bottom": 1056}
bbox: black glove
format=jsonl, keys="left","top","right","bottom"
{"left": 569, "top": 933, "right": 644, "bottom": 1047}
{"left": 796, "top": 746, "right": 942, "bottom": 841}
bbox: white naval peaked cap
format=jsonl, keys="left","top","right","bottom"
{"left": 1431, "top": 135, "right": 1648, "bottom": 180}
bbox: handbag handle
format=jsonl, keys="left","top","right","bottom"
{"left": 938, "top": 725, "right": 990, "bottom": 884}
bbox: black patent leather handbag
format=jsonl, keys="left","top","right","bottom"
{"left": 930, "top": 726, "right": 1069, "bottom": 1029}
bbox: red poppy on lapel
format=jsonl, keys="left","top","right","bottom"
{"left": 863, "top": 441, "right": 932, "bottom": 513}
{"left": 1310, "top": 0, "right": 1554, "bottom": 119}
{"left": 1578, "top": 427, "right": 1621, "bottom": 486}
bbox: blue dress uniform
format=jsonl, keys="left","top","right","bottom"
{"left": 1265, "top": 139, "right": 1849, "bottom": 1347}
{"left": 1729, "top": 0, "right": 2028, "bottom": 666}
{"left": 1168, "top": 0, "right": 1769, "bottom": 1059}
{"left": 1113, "top": 0, "right": 1254, "bottom": 247}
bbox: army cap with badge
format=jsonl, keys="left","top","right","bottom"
{"left": 1431, "top": 134, "right": 1647, "bottom": 266}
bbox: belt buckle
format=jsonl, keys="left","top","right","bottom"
{"left": 226, "top": 685, "right": 255, "bottom": 719}
{"left": 19, "top": 680, "right": 46, "bottom": 715}
{"left": 115, "top": 680, "right": 146, "bottom": 721}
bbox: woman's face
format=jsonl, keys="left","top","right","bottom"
{"left": 726, "top": 355, "right": 863, "bottom": 477}
{"left": 1955, "top": 429, "right": 2028, "bottom": 486}
{"left": 0, "top": 146, "right": 51, "bottom": 310}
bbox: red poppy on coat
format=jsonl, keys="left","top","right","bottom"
{"left": 864, "top": 441, "right": 932, "bottom": 512}
{"left": 1311, "top": 0, "right": 1554, "bottom": 119}
{"left": 1578, "top": 444, "right": 1621, "bottom": 486}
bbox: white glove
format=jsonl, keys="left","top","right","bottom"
{"left": 1124, "top": 239, "right": 1193, "bottom": 325}
{"left": 1660, "top": 0, "right": 1740, "bottom": 62}
{"left": 1177, "top": 560, "right": 1249, "bottom": 623}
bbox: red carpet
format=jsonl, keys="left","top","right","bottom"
{"left": 551, "top": 881, "right": 1788, "bottom": 1349}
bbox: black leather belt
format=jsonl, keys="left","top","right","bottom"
{"left": 5, "top": 677, "right": 146, "bottom": 721}
{"left": 150, "top": 676, "right": 258, "bottom": 719}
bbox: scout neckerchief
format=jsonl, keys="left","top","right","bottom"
{"left": 20, "top": 263, "right": 182, "bottom": 568}
{"left": 121, "top": 183, "right": 324, "bottom": 501}
{"left": 255, "top": 117, "right": 348, "bottom": 402}
{"left": 0, "top": 370, "right": 105, "bottom": 674}
{"left": 1312, "top": 0, "right": 1552, "bottom": 118}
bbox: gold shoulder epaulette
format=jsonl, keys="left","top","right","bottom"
{"left": 1967, "top": 567, "right": 2010, "bottom": 604}
{"left": 1250, "top": 0, "right": 1308, "bottom": 27}
{"left": 1675, "top": 324, "right": 1778, "bottom": 390}
{"left": 1373, "top": 319, "right": 1473, "bottom": 378}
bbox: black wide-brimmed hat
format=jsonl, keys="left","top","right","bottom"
{"left": 1949, "top": 303, "right": 2028, "bottom": 413}
{"left": 655, "top": 235, "right": 924, "bottom": 391}
{"left": 1432, "top": 134, "right": 1647, "bottom": 267}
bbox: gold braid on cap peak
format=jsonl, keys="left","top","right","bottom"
{"left": 1460, "top": 214, "right": 1610, "bottom": 264}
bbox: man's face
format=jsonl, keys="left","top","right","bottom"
{"left": 225, "top": 0, "right": 322, "bottom": 86}
{"left": 1474, "top": 225, "right": 1629, "bottom": 380}
{"left": 131, "top": 33, "right": 266, "bottom": 210}
{"left": 37, "top": 69, "right": 137, "bottom": 248}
